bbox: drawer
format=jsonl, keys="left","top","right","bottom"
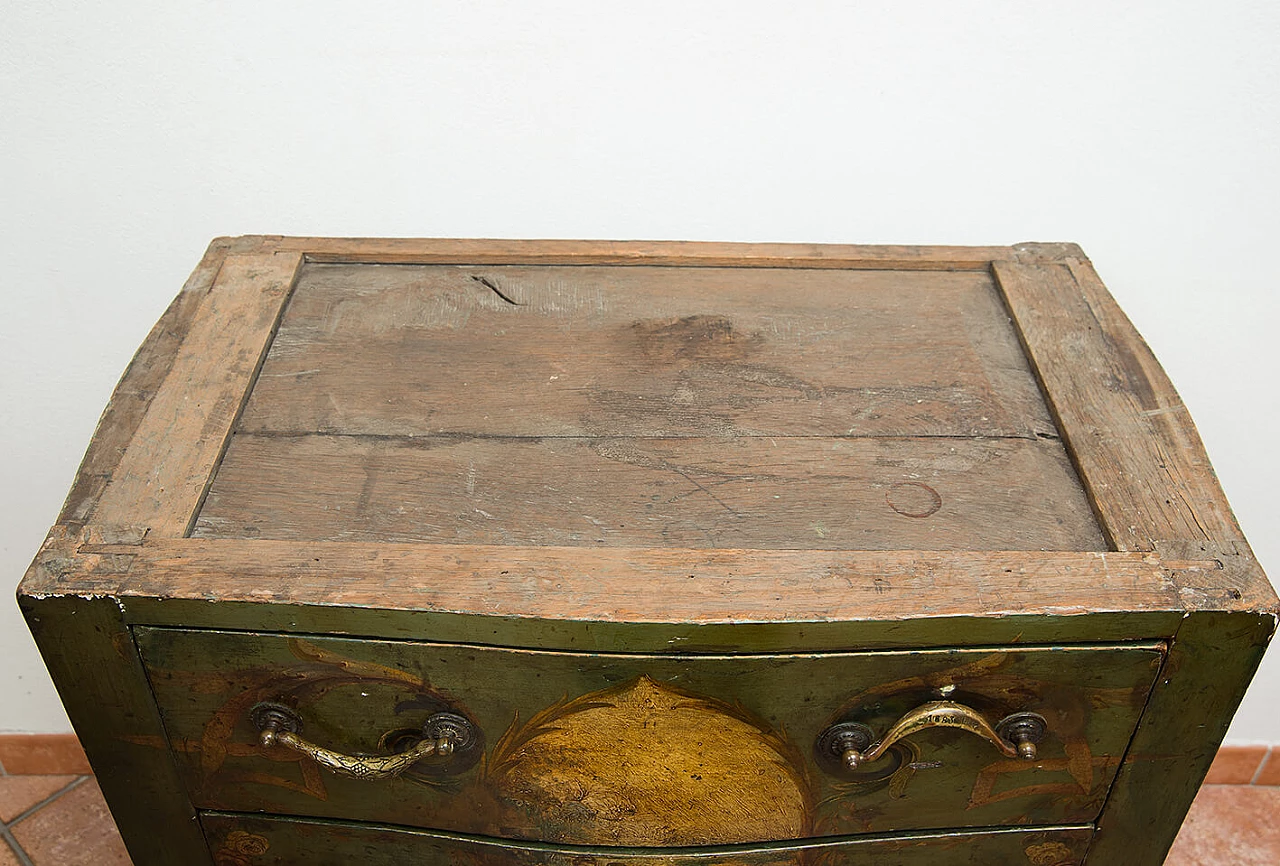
{"left": 138, "top": 629, "right": 1161, "bottom": 846}
{"left": 202, "top": 812, "right": 1094, "bottom": 865}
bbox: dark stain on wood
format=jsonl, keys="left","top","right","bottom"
{"left": 629, "top": 314, "right": 762, "bottom": 364}
{"left": 885, "top": 482, "right": 943, "bottom": 519}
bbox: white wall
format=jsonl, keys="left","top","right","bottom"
{"left": 2, "top": 1, "right": 1277, "bottom": 740}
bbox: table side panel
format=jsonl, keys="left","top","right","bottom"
{"left": 18, "top": 594, "right": 213, "bottom": 865}
{"left": 57, "top": 238, "right": 262, "bottom": 527}
{"left": 993, "top": 257, "right": 1245, "bottom": 553}
{"left": 1086, "top": 610, "right": 1276, "bottom": 865}
{"left": 90, "top": 251, "right": 303, "bottom": 537}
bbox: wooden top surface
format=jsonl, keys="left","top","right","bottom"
{"left": 19, "top": 237, "right": 1275, "bottom": 637}
{"left": 192, "top": 261, "right": 1102, "bottom": 550}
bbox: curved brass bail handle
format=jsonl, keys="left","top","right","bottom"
{"left": 250, "top": 702, "right": 476, "bottom": 781}
{"left": 843, "top": 701, "right": 1046, "bottom": 770}
{"left": 263, "top": 729, "right": 439, "bottom": 780}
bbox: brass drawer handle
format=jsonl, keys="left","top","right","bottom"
{"left": 817, "top": 701, "right": 1047, "bottom": 771}
{"left": 249, "top": 702, "right": 478, "bottom": 780}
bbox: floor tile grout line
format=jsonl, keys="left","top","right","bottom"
{"left": 5, "top": 775, "right": 90, "bottom": 828}
{"left": 1251, "top": 746, "right": 1273, "bottom": 786}
{"left": 0, "top": 826, "right": 35, "bottom": 866}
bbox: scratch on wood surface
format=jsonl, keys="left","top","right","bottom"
{"left": 670, "top": 466, "right": 743, "bottom": 518}
{"left": 590, "top": 440, "right": 745, "bottom": 518}
{"left": 1160, "top": 560, "right": 1225, "bottom": 571}
{"left": 1139, "top": 406, "right": 1186, "bottom": 418}
{"left": 261, "top": 368, "right": 321, "bottom": 378}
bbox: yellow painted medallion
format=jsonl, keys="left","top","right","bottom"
{"left": 485, "top": 675, "right": 813, "bottom": 847}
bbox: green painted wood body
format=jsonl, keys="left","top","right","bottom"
{"left": 200, "top": 812, "right": 1095, "bottom": 866}
{"left": 136, "top": 628, "right": 1162, "bottom": 845}
{"left": 117, "top": 585, "right": 1187, "bottom": 655}
{"left": 1089, "top": 611, "right": 1275, "bottom": 862}
{"left": 18, "top": 595, "right": 213, "bottom": 865}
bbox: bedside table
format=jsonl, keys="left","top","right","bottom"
{"left": 20, "top": 238, "right": 1276, "bottom": 865}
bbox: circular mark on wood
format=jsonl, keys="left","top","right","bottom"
{"left": 886, "top": 482, "right": 942, "bottom": 518}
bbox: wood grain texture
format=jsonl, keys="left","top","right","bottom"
{"left": 193, "top": 434, "right": 1102, "bottom": 550}
{"left": 993, "top": 255, "right": 1245, "bottom": 553}
{"left": 57, "top": 237, "right": 262, "bottom": 526}
{"left": 25, "top": 525, "right": 1265, "bottom": 653}
{"left": 66, "top": 540, "right": 1192, "bottom": 625}
{"left": 203, "top": 260, "right": 1095, "bottom": 551}
{"left": 263, "top": 236, "right": 1015, "bottom": 270}
{"left": 241, "top": 263, "right": 1055, "bottom": 439}
{"left": 21, "top": 534, "right": 1209, "bottom": 652}
{"left": 91, "top": 251, "right": 303, "bottom": 537}
{"left": 139, "top": 629, "right": 1161, "bottom": 842}
{"left": 56, "top": 270, "right": 209, "bottom": 527}
{"left": 201, "top": 812, "right": 1095, "bottom": 866}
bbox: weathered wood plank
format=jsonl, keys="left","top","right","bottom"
{"left": 58, "top": 237, "right": 267, "bottom": 526}
{"left": 91, "top": 251, "right": 303, "bottom": 537}
{"left": 213, "top": 259, "right": 1096, "bottom": 551}
{"left": 100, "top": 542, "right": 1191, "bottom": 623}
{"left": 259, "top": 235, "right": 1016, "bottom": 270}
{"left": 193, "top": 434, "right": 1103, "bottom": 551}
{"left": 17, "top": 542, "right": 212, "bottom": 864}
{"left": 241, "top": 263, "right": 1056, "bottom": 440}
{"left": 201, "top": 812, "right": 1094, "bottom": 866}
{"left": 55, "top": 539, "right": 1199, "bottom": 632}
{"left": 31, "top": 527, "right": 1264, "bottom": 652}
{"left": 1086, "top": 610, "right": 1277, "bottom": 865}
{"left": 993, "top": 255, "right": 1246, "bottom": 552}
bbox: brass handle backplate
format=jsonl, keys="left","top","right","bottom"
{"left": 815, "top": 701, "right": 1047, "bottom": 775}
{"left": 250, "top": 701, "right": 479, "bottom": 780}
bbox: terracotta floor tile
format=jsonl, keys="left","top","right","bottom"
{"left": 0, "top": 735, "right": 91, "bottom": 776}
{"left": 1203, "top": 744, "right": 1269, "bottom": 784}
{"left": 0, "top": 775, "right": 1277, "bottom": 865}
{"left": 11, "top": 779, "right": 131, "bottom": 866}
{"left": 0, "top": 775, "right": 78, "bottom": 822}
{"left": 1166, "top": 785, "right": 1280, "bottom": 865}
{"left": 1254, "top": 750, "right": 1280, "bottom": 786}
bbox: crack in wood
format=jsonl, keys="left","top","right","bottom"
{"left": 470, "top": 275, "right": 521, "bottom": 306}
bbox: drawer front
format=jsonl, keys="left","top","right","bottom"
{"left": 202, "top": 813, "right": 1093, "bottom": 866}
{"left": 138, "top": 628, "right": 1161, "bottom": 846}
